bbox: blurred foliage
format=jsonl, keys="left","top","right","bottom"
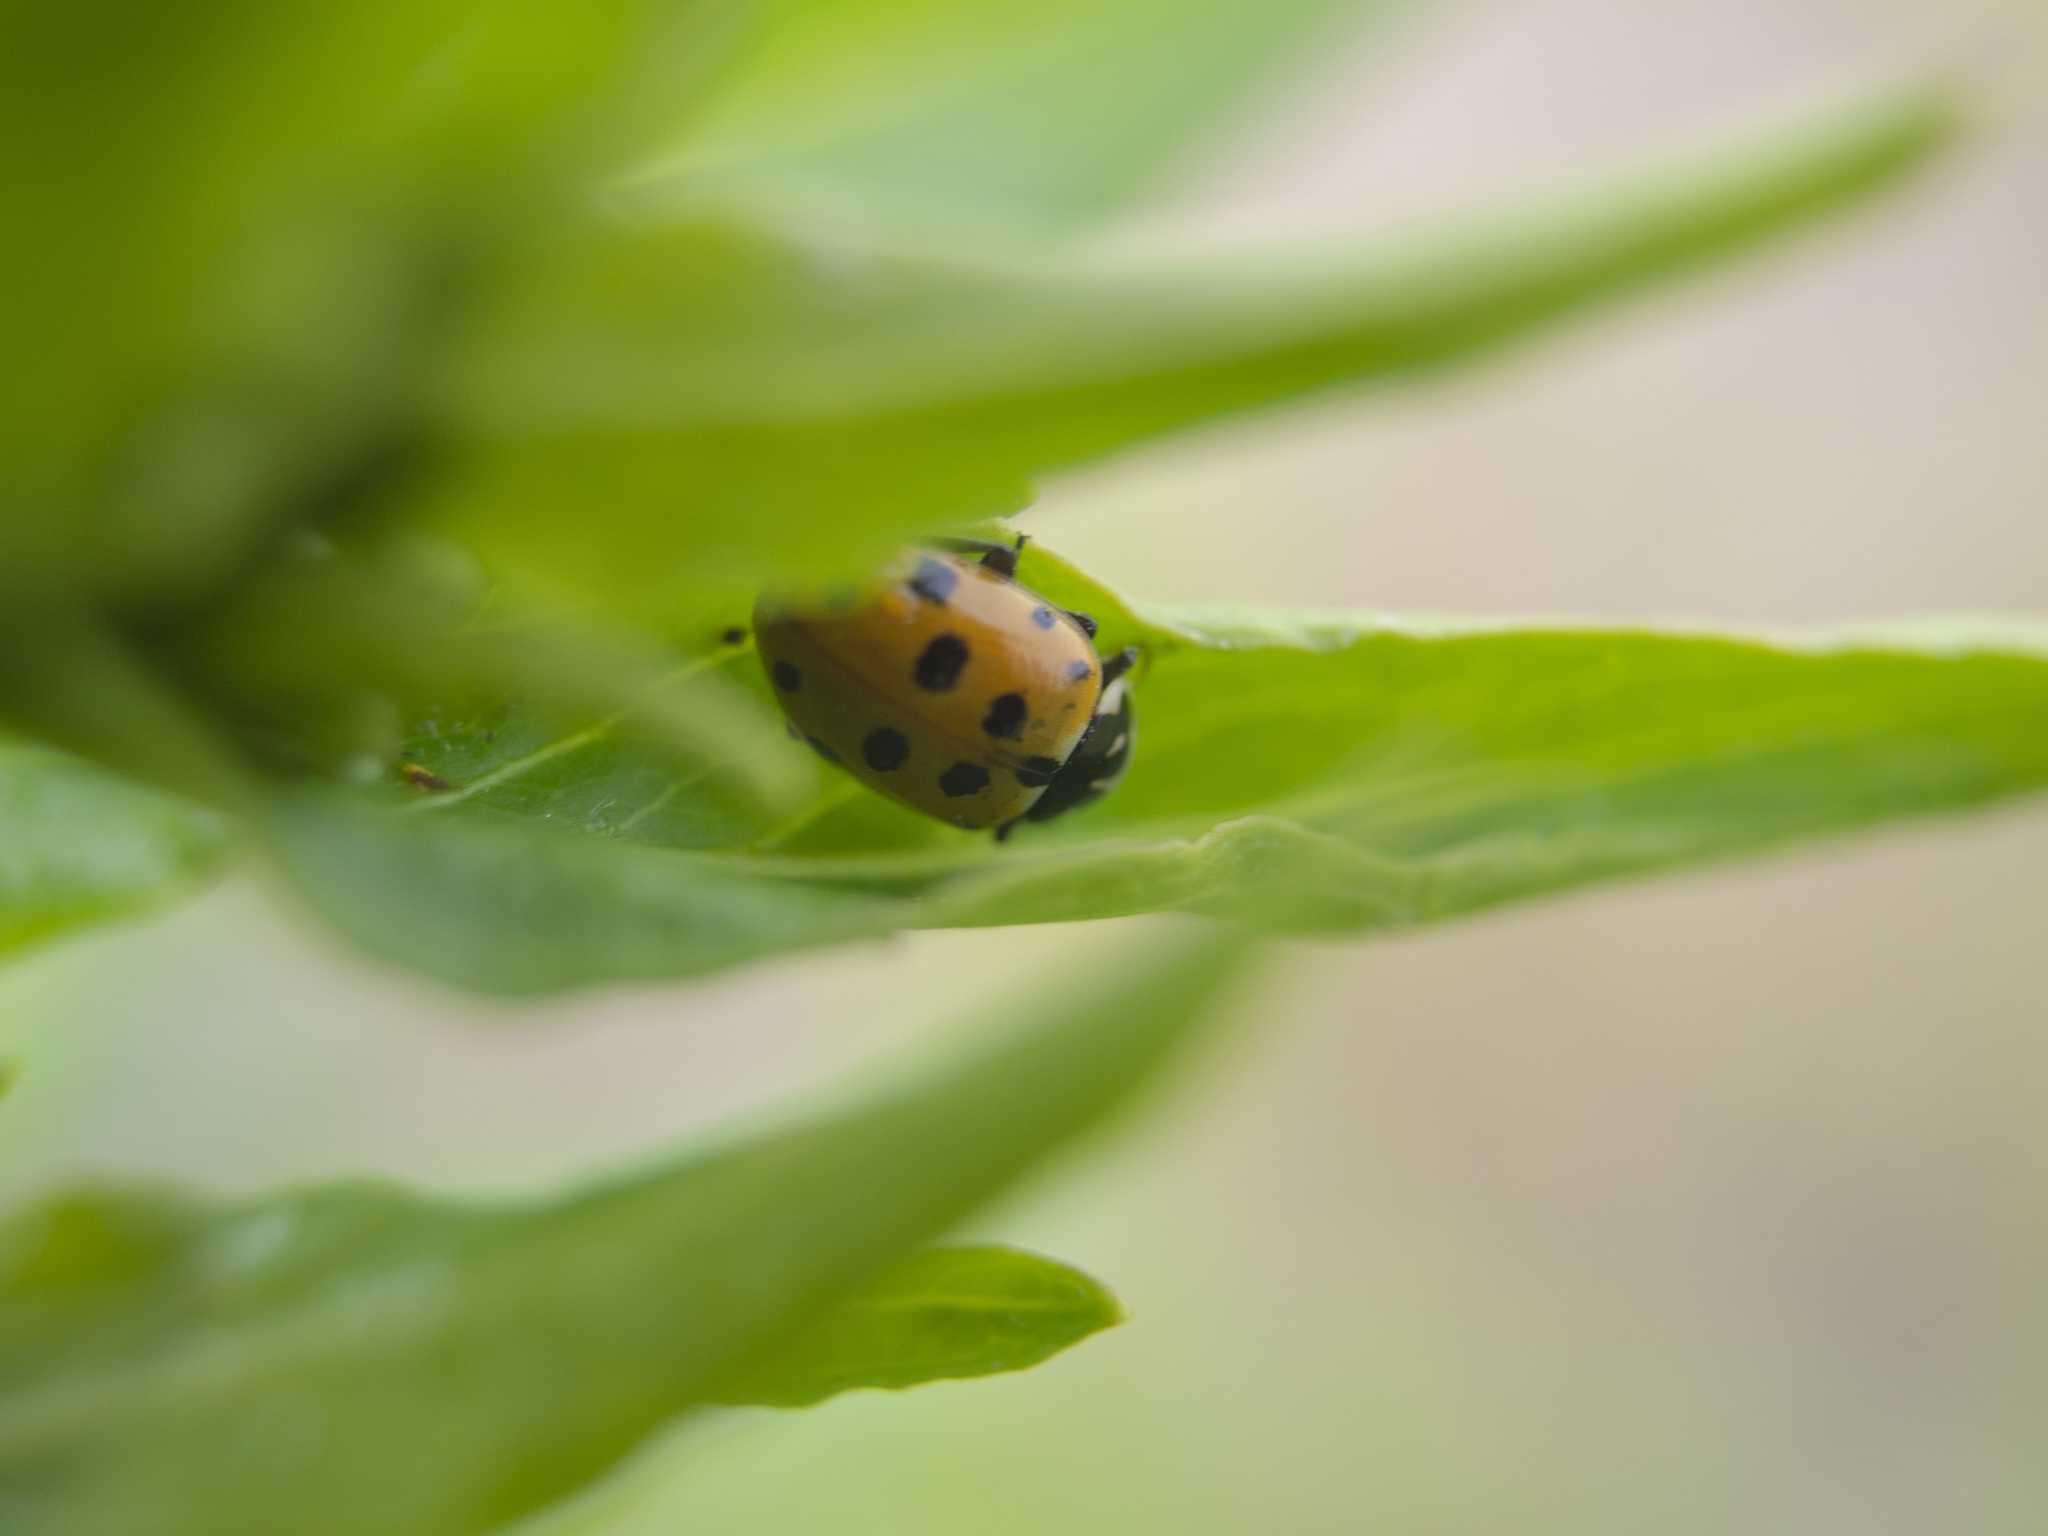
{"left": 628, "top": 0, "right": 1390, "bottom": 233}
{"left": 0, "top": 935, "right": 1242, "bottom": 1536}
{"left": 0, "top": 45, "right": 1982, "bottom": 978}
{"left": 0, "top": 2, "right": 2036, "bottom": 1532}
{"left": 0, "top": 748, "right": 230, "bottom": 960}
{"left": 709, "top": 1244, "right": 1122, "bottom": 1409}
{"left": 428, "top": 85, "right": 1958, "bottom": 619}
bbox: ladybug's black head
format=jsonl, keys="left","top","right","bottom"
{"left": 1025, "top": 668, "right": 1135, "bottom": 824}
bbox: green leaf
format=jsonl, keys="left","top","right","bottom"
{"left": 709, "top": 1245, "right": 1122, "bottom": 1409}
{"left": 824, "top": 598, "right": 2048, "bottom": 937}
{"left": 0, "top": 935, "right": 1249, "bottom": 1536}
{"left": 424, "top": 83, "right": 1959, "bottom": 614}
{"left": 267, "top": 532, "right": 2048, "bottom": 993}
{"left": 635, "top": 0, "right": 1396, "bottom": 233}
{"left": 0, "top": 747, "right": 232, "bottom": 962}
{"left": 174, "top": 539, "right": 811, "bottom": 814}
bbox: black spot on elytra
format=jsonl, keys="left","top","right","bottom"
{"left": 862, "top": 727, "right": 909, "bottom": 772}
{"left": 915, "top": 633, "right": 970, "bottom": 691}
{"left": 1031, "top": 606, "right": 1056, "bottom": 629}
{"left": 981, "top": 692, "right": 1028, "bottom": 740}
{"left": 1066, "top": 659, "right": 1093, "bottom": 684}
{"left": 805, "top": 735, "right": 840, "bottom": 765}
{"left": 909, "top": 557, "right": 959, "bottom": 605}
{"left": 1014, "top": 755, "right": 1062, "bottom": 788}
{"left": 939, "top": 761, "right": 990, "bottom": 797}
{"left": 772, "top": 660, "right": 802, "bottom": 692}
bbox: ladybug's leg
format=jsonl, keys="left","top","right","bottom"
{"left": 931, "top": 533, "right": 1029, "bottom": 580}
{"left": 1099, "top": 645, "right": 1137, "bottom": 685}
{"left": 994, "top": 819, "right": 1019, "bottom": 843}
{"left": 932, "top": 536, "right": 1007, "bottom": 560}
{"left": 1065, "top": 609, "right": 1098, "bottom": 638}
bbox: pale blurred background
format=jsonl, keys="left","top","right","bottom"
{"left": 5, "top": 1, "right": 2046, "bottom": 1531}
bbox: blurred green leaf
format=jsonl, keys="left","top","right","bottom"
{"left": 636, "top": 0, "right": 1395, "bottom": 233}
{"left": 265, "top": 537, "right": 2048, "bottom": 993}
{"left": 0, "top": 4, "right": 740, "bottom": 608}
{"left": 269, "top": 789, "right": 894, "bottom": 995}
{"left": 710, "top": 1244, "right": 1122, "bottom": 1409}
{"left": 0, "top": 934, "right": 1249, "bottom": 1535}
{"left": 424, "top": 83, "right": 1958, "bottom": 613}
{"left": 0, "top": 747, "right": 231, "bottom": 962}
{"left": 0, "top": 609, "right": 257, "bottom": 812}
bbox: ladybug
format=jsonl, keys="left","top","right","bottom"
{"left": 753, "top": 537, "right": 1136, "bottom": 838}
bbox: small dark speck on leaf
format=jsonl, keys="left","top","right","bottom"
{"left": 400, "top": 762, "right": 454, "bottom": 792}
